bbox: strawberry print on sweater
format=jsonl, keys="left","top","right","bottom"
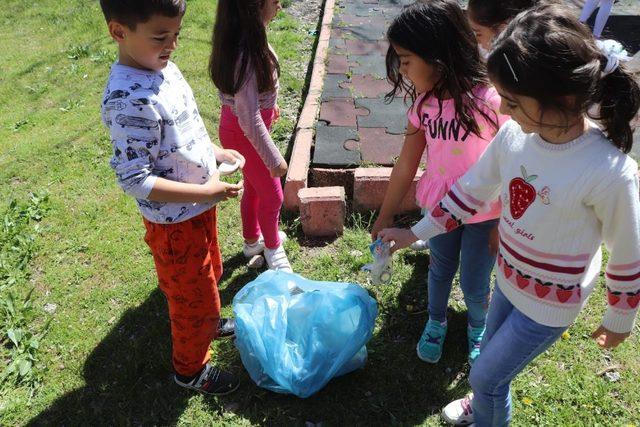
{"left": 498, "top": 252, "right": 582, "bottom": 305}
{"left": 607, "top": 287, "right": 640, "bottom": 309}
{"left": 431, "top": 203, "right": 463, "bottom": 232}
{"left": 509, "top": 166, "right": 538, "bottom": 219}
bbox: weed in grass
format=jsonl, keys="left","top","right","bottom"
{"left": 25, "top": 83, "right": 49, "bottom": 97}
{"left": 89, "top": 49, "right": 116, "bottom": 64}
{"left": 66, "top": 44, "right": 91, "bottom": 60}
{"left": 59, "top": 99, "right": 84, "bottom": 112}
{"left": 348, "top": 210, "right": 376, "bottom": 232}
{"left": 0, "top": 193, "right": 50, "bottom": 390}
{"left": 10, "top": 119, "right": 31, "bottom": 132}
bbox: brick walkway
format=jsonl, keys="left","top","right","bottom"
{"left": 314, "top": 0, "right": 640, "bottom": 168}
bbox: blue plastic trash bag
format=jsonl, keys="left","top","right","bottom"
{"left": 233, "top": 270, "right": 378, "bottom": 398}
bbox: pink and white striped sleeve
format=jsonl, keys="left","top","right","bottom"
{"left": 234, "top": 67, "right": 284, "bottom": 169}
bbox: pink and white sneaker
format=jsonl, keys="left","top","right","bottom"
{"left": 442, "top": 394, "right": 475, "bottom": 425}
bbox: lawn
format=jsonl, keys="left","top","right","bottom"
{"left": 1, "top": 0, "right": 639, "bottom": 425}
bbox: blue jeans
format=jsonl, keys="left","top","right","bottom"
{"left": 469, "top": 286, "right": 567, "bottom": 426}
{"left": 427, "top": 219, "right": 498, "bottom": 327}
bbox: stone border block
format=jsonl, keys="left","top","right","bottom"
{"left": 353, "top": 168, "right": 422, "bottom": 213}
{"left": 299, "top": 186, "right": 346, "bottom": 237}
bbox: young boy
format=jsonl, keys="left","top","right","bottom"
{"left": 99, "top": 0, "right": 244, "bottom": 395}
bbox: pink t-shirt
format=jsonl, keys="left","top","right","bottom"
{"left": 408, "top": 85, "right": 508, "bottom": 224}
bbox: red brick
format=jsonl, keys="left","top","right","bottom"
{"left": 310, "top": 167, "right": 355, "bottom": 199}
{"left": 298, "top": 186, "right": 346, "bottom": 237}
{"left": 353, "top": 167, "right": 422, "bottom": 213}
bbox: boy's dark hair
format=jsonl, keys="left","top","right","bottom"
{"left": 467, "top": 0, "right": 545, "bottom": 29}
{"left": 487, "top": 3, "right": 640, "bottom": 153}
{"left": 385, "top": 0, "right": 499, "bottom": 138}
{"left": 99, "top": 0, "right": 186, "bottom": 29}
{"left": 209, "top": 0, "right": 280, "bottom": 95}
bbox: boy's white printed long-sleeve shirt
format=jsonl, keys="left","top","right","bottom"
{"left": 101, "top": 62, "right": 218, "bottom": 224}
{"left": 411, "top": 120, "right": 640, "bottom": 333}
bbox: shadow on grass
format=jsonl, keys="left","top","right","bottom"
{"left": 27, "top": 237, "right": 473, "bottom": 424}
{"left": 27, "top": 289, "right": 195, "bottom": 426}
{"left": 213, "top": 251, "right": 471, "bottom": 425}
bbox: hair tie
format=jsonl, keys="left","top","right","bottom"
{"left": 596, "top": 39, "right": 630, "bottom": 76}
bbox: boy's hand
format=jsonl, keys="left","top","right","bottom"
{"left": 204, "top": 172, "right": 243, "bottom": 202}
{"left": 270, "top": 160, "right": 288, "bottom": 178}
{"left": 378, "top": 227, "right": 418, "bottom": 253}
{"left": 591, "top": 325, "right": 630, "bottom": 348}
{"left": 371, "top": 216, "right": 393, "bottom": 242}
{"left": 274, "top": 104, "right": 281, "bottom": 122}
{"left": 216, "top": 149, "right": 245, "bottom": 169}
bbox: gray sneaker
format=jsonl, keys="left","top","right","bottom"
{"left": 174, "top": 363, "right": 239, "bottom": 396}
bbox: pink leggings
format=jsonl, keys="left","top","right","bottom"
{"left": 218, "top": 105, "right": 283, "bottom": 249}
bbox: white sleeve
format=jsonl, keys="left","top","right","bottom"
{"left": 589, "top": 163, "right": 640, "bottom": 333}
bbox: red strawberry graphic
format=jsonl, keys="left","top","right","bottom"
{"left": 509, "top": 166, "right": 538, "bottom": 219}
{"left": 516, "top": 274, "right": 530, "bottom": 289}
{"left": 556, "top": 286, "right": 574, "bottom": 303}
{"left": 497, "top": 255, "right": 503, "bottom": 267}
{"left": 535, "top": 282, "right": 552, "bottom": 298}
{"left": 445, "top": 218, "right": 458, "bottom": 231}
{"left": 608, "top": 290, "right": 621, "bottom": 306}
{"left": 503, "top": 264, "right": 513, "bottom": 279}
{"left": 627, "top": 292, "right": 640, "bottom": 308}
{"left": 432, "top": 205, "right": 445, "bottom": 217}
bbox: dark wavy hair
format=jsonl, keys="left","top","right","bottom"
{"left": 385, "top": 0, "right": 499, "bottom": 138}
{"left": 209, "top": 0, "right": 280, "bottom": 95}
{"left": 468, "top": 0, "right": 546, "bottom": 29}
{"left": 99, "top": 0, "right": 186, "bottom": 29}
{"left": 487, "top": 3, "right": 640, "bottom": 153}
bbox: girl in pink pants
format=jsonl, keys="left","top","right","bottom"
{"left": 210, "top": 0, "right": 292, "bottom": 272}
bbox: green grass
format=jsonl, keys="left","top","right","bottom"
{"left": 1, "top": 0, "right": 640, "bottom": 425}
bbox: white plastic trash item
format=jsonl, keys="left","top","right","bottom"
{"left": 218, "top": 159, "right": 241, "bottom": 175}
{"left": 365, "top": 239, "right": 393, "bottom": 284}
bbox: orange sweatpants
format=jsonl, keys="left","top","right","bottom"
{"left": 143, "top": 208, "right": 223, "bottom": 377}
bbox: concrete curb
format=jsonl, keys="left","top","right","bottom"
{"left": 283, "top": 0, "right": 336, "bottom": 211}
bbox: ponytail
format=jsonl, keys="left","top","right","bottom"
{"left": 594, "top": 65, "right": 640, "bottom": 153}
{"left": 487, "top": 3, "right": 639, "bottom": 153}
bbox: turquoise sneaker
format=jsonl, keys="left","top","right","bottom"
{"left": 417, "top": 319, "right": 447, "bottom": 363}
{"left": 467, "top": 325, "right": 485, "bottom": 364}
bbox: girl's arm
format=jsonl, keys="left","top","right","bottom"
{"left": 589, "top": 163, "right": 640, "bottom": 341}
{"left": 371, "top": 121, "right": 426, "bottom": 240}
{"left": 234, "top": 67, "right": 286, "bottom": 174}
{"left": 380, "top": 123, "right": 506, "bottom": 251}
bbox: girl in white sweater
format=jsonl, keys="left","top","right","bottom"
{"left": 378, "top": 4, "right": 640, "bottom": 426}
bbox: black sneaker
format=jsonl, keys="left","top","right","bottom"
{"left": 174, "top": 363, "right": 240, "bottom": 395}
{"left": 218, "top": 318, "right": 235, "bottom": 339}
